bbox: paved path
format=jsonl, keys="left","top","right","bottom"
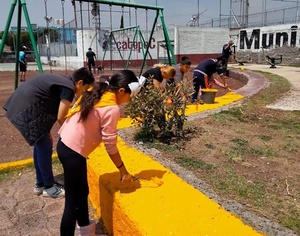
{"left": 232, "top": 64, "right": 300, "bottom": 111}
{"left": 0, "top": 63, "right": 299, "bottom": 236}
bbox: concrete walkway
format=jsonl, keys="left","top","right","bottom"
{"left": 232, "top": 64, "right": 300, "bottom": 111}
{"left": 0, "top": 64, "right": 299, "bottom": 236}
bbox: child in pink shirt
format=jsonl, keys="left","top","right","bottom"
{"left": 57, "top": 70, "right": 141, "bottom": 236}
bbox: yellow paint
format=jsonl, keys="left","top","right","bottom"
{"left": 201, "top": 88, "right": 219, "bottom": 92}
{"left": 0, "top": 154, "right": 58, "bottom": 171}
{"left": 87, "top": 137, "right": 264, "bottom": 236}
{"left": 185, "top": 92, "right": 244, "bottom": 116}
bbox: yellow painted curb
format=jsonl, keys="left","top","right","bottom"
{"left": 87, "top": 137, "right": 264, "bottom": 236}
{"left": 86, "top": 92, "right": 264, "bottom": 235}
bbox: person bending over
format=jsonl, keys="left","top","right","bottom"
{"left": 57, "top": 70, "right": 141, "bottom": 236}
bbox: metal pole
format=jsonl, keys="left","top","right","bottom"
{"left": 20, "top": 0, "right": 43, "bottom": 74}
{"left": 262, "top": 0, "right": 264, "bottom": 26}
{"left": 15, "top": 0, "right": 22, "bottom": 89}
{"left": 219, "top": 0, "right": 221, "bottom": 27}
{"left": 297, "top": 0, "right": 299, "bottom": 22}
{"left": 0, "top": 0, "right": 17, "bottom": 58}
{"left": 61, "top": 0, "right": 67, "bottom": 74}
{"left": 80, "top": 1, "right": 85, "bottom": 66}
{"left": 229, "top": 0, "right": 232, "bottom": 28}
{"left": 197, "top": 0, "right": 199, "bottom": 27}
{"left": 264, "top": 0, "right": 267, "bottom": 26}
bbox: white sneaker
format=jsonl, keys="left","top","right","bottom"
{"left": 42, "top": 185, "right": 65, "bottom": 198}
{"left": 33, "top": 184, "right": 44, "bottom": 195}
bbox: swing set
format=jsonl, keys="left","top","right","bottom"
{"left": 0, "top": 0, "right": 176, "bottom": 89}
{"left": 102, "top": 25, "right": 153, "bottom": 70}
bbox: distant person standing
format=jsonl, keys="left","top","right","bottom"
{"left": 86, "top": 47, "right": 96, "bottom": 73}
{"left": 221, "top": 39, "right": 234, "bottom": 76}
{"left": 19, "top": 46, "right": 27, "bottom": 82}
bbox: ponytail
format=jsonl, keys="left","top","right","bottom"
{"left": 79, "top": 82, "right": 109, "bottom": 122}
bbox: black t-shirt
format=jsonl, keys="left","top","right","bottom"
{"left": 86, "top": 51, "right": 96, "bottom": 62}
{"left": 3, "top": 73, "right": 75, "bottom": 145}
{"left": 222, "top": 44, "right": 232, "bottom": 59}
{"left": 4, "top": 73, "right": 75, "bottom": 119}
{"left": 195, "top": 59, "right": 219, "bottom": 77}
{"left": 142, "top": 67, "right": 163, "bottom": 87}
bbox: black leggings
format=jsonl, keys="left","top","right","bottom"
{"left": 57, "top": 139, "right": 90, "bottom": 236}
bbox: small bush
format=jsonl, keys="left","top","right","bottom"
{"left": 126, "top": 76, "right": 191, "bottom": 143}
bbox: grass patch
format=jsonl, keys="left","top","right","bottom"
{"left": 0, "top": 157, "right": 63, "bottom": 182}
{"left": 280, "top": 206, "right": 300, "bottom": 233}
{"left": 215, "top": 167, "right": 266, "bottom": 207}
{"left": 258, "top": 135, "right": 272, "bottom": 141}
{"left": 213, "top": 108, "right": 244, "bottom": 122}
{"left": 0, "top": 163, "right": 34, "bottom": 182}
{"left": 144, "top": 141, "right": 181, "bottom": 153}
{"left": 175, "top": 156, "right": 214, "bottom": 171}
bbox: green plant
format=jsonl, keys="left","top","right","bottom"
{"left": 126, "top": 76, "right": 190, "bottom": 143}
{"left": 258, "top": 135, "right": 272, "bottom": 141}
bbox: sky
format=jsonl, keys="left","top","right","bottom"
{"left": 0, "top": 0, "right": 297, "bottom": 31}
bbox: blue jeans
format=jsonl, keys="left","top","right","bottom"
{"left": 192, "top": 72, "right": 206, "bottom": 101}
{"left": 33, "top": 132, "right": 54, "bottom": 187}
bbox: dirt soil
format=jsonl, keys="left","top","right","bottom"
{"left": 0, "top": 69, "right": 299, "bottom": 236}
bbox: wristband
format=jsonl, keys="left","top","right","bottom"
{"left": 116, "top": 162, "right": 124, "bottom": 169}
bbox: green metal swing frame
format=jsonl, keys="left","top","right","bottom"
{"left": 102, "top": 25, "right": 154, "bottom": 70}
{"left": 0, "top": 0, "right": 176, "bottom": 88}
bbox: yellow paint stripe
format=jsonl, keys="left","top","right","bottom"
{"left": 185, "top": 92, "right": 244, "bottom": 115}
{"left": 0, "top": 154, "right": 58, "bottom": 171}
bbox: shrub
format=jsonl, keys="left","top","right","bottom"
{"left": 126, "top": 76, "right": 191, "bottom": 143}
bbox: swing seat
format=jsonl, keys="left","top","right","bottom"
{"left": 234, "top": 55, "right": 251, "bottom": 66}
{"left": 266, "top": 55, "right": 282, "bottom": 68}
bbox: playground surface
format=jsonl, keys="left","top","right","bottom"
{"left": 0, "top": 63, "right": 299, "bottom": 235}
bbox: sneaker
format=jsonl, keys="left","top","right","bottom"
{"left": 43, "top": 185, "right": 65, "bottom": 198}
{"left": 33, "top": 184, "right": 44, "bottom": 195}
{"left": 199, "top": 99, "right": 204, "bottom": 105}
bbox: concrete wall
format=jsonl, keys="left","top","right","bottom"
{"left": 43, "top": 23, "right": 300, "bottom": 70}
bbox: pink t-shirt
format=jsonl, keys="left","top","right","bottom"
{"left": 58, "top": 105, "right": 120, "bottom": 158}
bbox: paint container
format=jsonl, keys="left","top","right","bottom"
{"left": 201, "top": 89, "right": 218, "bottom": 104}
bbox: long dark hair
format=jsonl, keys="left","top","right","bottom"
{"left": 79, "top": 70, "right": 138, "bottom": 122}
{"left": 72, "top": 67, "right": 95, "bottom": 85}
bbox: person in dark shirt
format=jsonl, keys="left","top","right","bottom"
{"left": 142, "top": 64, "right": 176, "bottom": 88}
{"left": 167, "top": 56, "right": 191, "bottom": 100}
{"left": 3, "top": 68, "right": 94, "bottom": 198}
{"left": 191, "top": 57, "right": 231, "bottom": 104}
{"left": 221, "top": 39, "right": 234, "bottom": 76}
{"left": 86, "top": 48, "right": 96, "bottom": 73}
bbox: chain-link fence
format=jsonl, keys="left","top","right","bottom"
{"left": 200, "top": 5, "right": 300, "bottom": 28}
{"left": 37, "top": 19, "right": 78, "bottom": 58}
